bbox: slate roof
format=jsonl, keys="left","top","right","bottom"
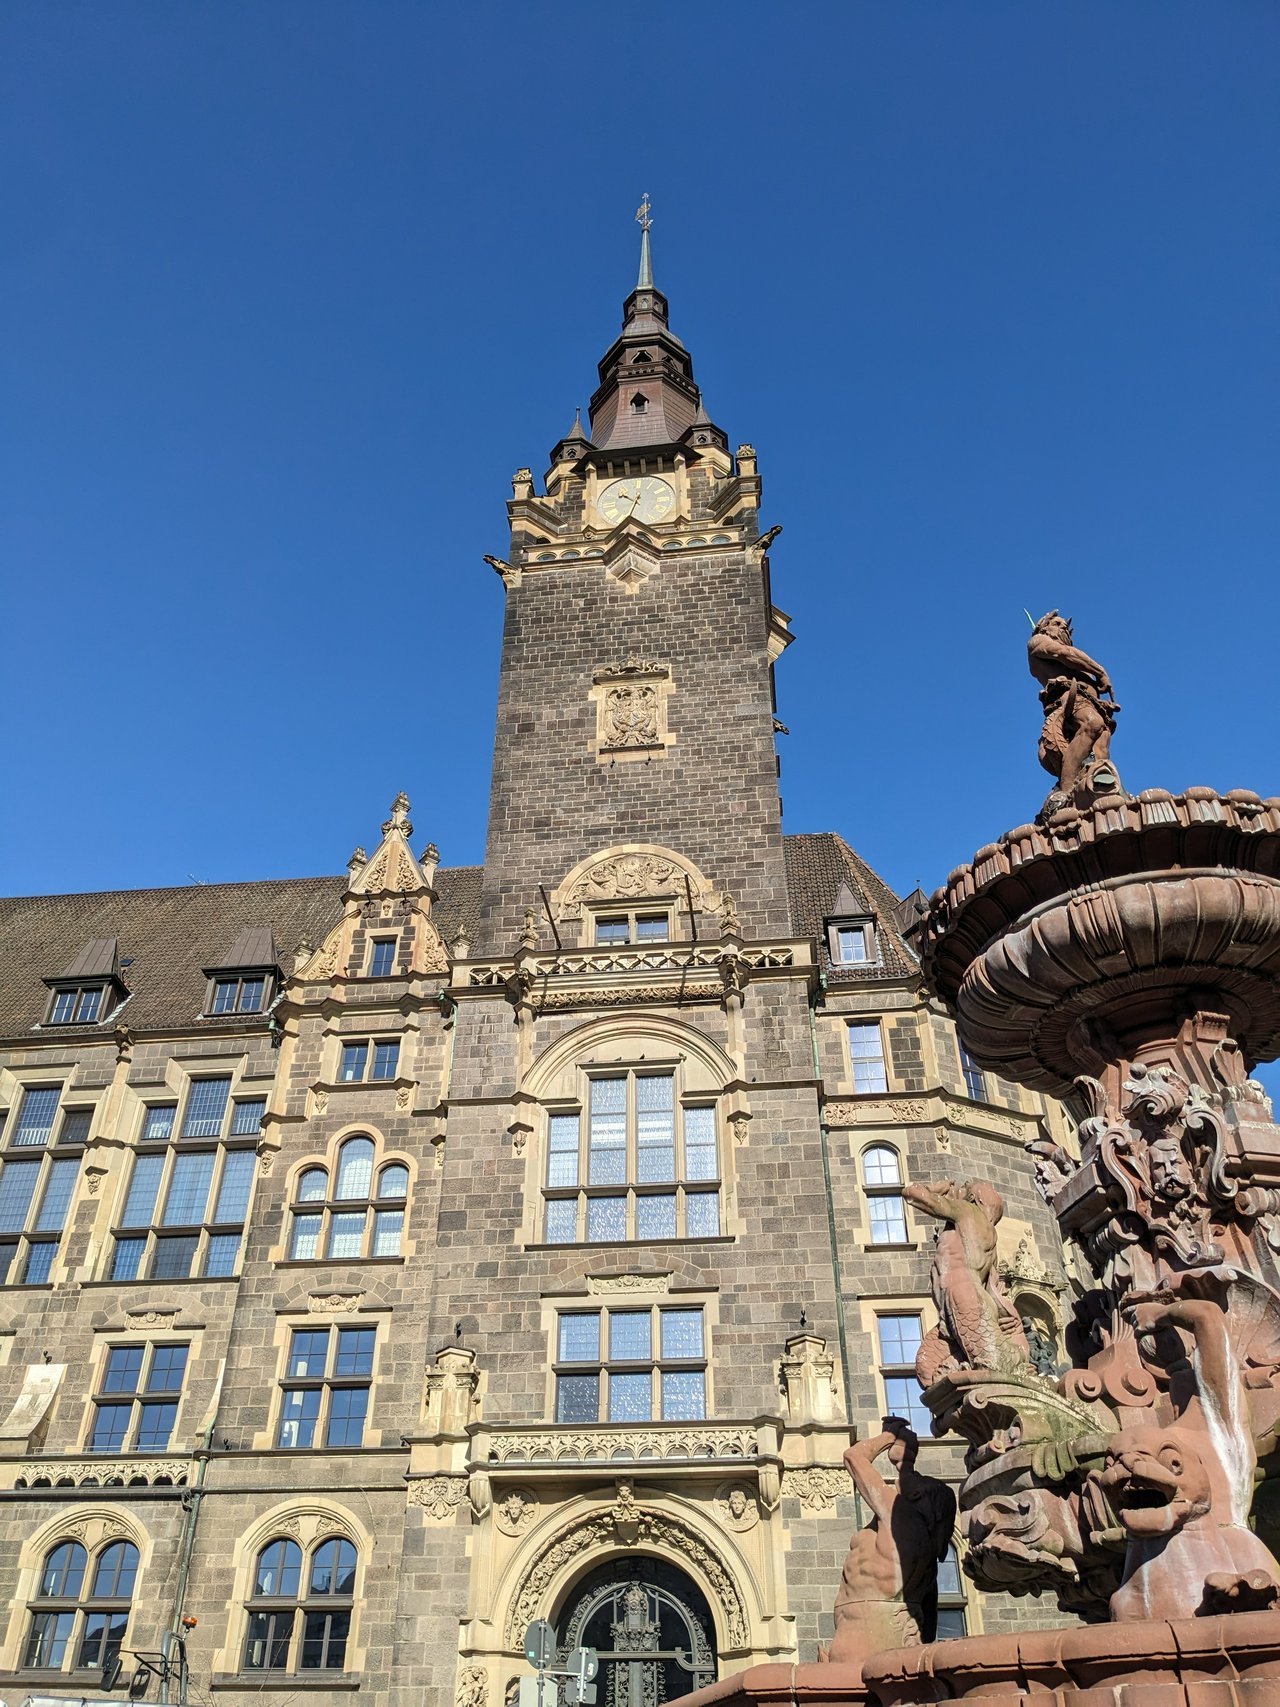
{"left": 0, "top": 834, "right": 911, "bottom": 1041}
{"left": 0, "top": 867, "right": 483, "bottom": 1042}
{"left": 782, "top": 832, "right": 920, "bottom": 983}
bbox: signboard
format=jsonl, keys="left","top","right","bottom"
{"left": 523, "top": 1620, "right": 556, "bottom": 1671}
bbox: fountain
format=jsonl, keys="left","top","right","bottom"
{"left": 681, "top": 613, "right": 1280, "bottom": 1707}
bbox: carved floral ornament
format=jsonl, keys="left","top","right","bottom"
{"left": 503, "top": 1502, "right": 748, "bottom": 1649}
{"left": 554, "top": 846, "right": 717, "bottom": 921}
{"left": 407, "top": 1474, "right": 469, "bottom": 1522}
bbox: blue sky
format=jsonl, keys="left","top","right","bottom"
{"left": 3, "top": 3, "right": 1277, "bottom": 1067}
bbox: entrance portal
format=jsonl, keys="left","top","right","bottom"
{"left": 555, "top": 1559, "right": 717, "bottom": 1706}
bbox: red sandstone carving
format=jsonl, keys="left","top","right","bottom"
{"left": 1028, "top": 611, "right": 1121, "bottom": 814}
{"left": 825, "top": 1422, "right": 955, "bottom": 1677}
{"left": 899, "top": 1181, "right": 1029, "bottom": 1381}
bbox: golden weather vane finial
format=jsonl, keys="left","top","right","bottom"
{"left": 635, "top": 192, "right": 653, "bottom": 233}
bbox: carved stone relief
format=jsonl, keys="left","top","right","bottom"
{"left": 495, "top": 1486, "right": 538, "bottom": 1536}
{"left": 408, "top": 1475, "right": 469, "bottom": 1522}
{"left": 590, "top": 664, "right": 674, "bottom": 762}
{"left": 783, "top": 1465, "right": 850, "bottom": 1512}
{"left": 585, "top": 1273, "right": 671, "bottom": 1295}
{"left": 715, "top": 1481, "right": 760, "bottom": 1532}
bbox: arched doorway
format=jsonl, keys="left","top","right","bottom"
{"left": 555, "top": 1559, "right": 718, "bottom": 1706}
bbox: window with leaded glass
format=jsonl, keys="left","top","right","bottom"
{"left": 553, "top": 1304, "right": 707, "bottom": 1424}
{"left": 543, "top": 1070, "right": 720, "bottom": 1245}
{"left": 848, "top": 1022, "right": 889, "bottom": 1094}
{"left": 0, "top": 1083, "right": 83, "bottom": 1286}
{"left": 243, "top": 1536, "right": 356, "bottom": 1673}
{"left": 109, "top": 1077, "right": 259, "bottom": 1282}
{"left": 88, "top": 1341, "right": 189, "bottom": 1452}
{"left": 276, "top": 1325, "right": 376, "bottom": 1449}
{"left": 287, "top": 1140, "right": 408, "bottom": 1262}
{"left": 22, "top": 1537, "right": 139, "bottom": 1673}
{"left": 862, "top": 1144, "right": 909, "bottom": 1245}
{"left": 875, "top": 1311, "right": 931, "bottom": 1434}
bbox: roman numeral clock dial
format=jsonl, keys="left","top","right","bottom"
{"left": 597, "top": 474, "right": 676, "bottom": 526}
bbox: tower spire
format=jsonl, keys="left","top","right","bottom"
{"left": 635, "top": 193, "right": 654, "bottom": 289}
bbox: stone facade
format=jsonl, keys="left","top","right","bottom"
{"left": 0, "top": 242, "right": 1077, "bottom": 1707}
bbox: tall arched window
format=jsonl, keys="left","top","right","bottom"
{"left": 23, "top": 1537, "right": 138, "bottom": 1672}
{"left": 288, "top": 1137, "right": 408, "bottom": 1260}
{"left": 862, "top": 1144, "right": 908, "bottom": 1245}
{"left": 244, "top": 1535, "right": 356, "bottom": 1673}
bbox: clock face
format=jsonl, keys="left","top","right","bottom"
{"left": 597, "top": 475, "right": 676, "bottom": 527}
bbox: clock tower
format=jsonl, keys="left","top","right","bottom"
{"left": 476, "top": 202, "right": 795, "bottom": 952}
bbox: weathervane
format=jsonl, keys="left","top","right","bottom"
{"left": 635, "top": 192, "right": 653, "bottom": 233}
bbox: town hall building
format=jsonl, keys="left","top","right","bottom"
{"left": 0, "top": 217, "right": 1076, "bottom": 1707}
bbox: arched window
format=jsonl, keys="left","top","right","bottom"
{"left": 23, "top": 1537, "right": 139, "bottom": 1672}
{"left": 244, "top": 1535, "right": 356, "bottom": 1673}
{"left": 544, "top": 1068, "right": 720, "bottom": 1245}
{"left": 555, "top": 1560, "right": 716, "bottom": 1704}
{"left": 862, "top": 1145, "right": 908, "bottom": 1245}
{"left": 288, "top": 1138, "right": 408, "bottom": 1261}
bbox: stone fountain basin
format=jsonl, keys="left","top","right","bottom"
{"left": 920, "top": 790, "right": 1280, "bottom": 1097}
{"left": 862, "top": 1609, "right": 1280, "bottom": 1705}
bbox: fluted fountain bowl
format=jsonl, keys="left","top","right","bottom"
{"left": 920, "top": 789, "right": 1280, "bottom": 1097}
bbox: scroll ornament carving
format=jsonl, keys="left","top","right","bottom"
{"left": 783, "top": 1465, "right": 850, "bottom": 1512}
{"left": 307, "top": 1292, "right": 363, "bottom": 1313}
{"left": 409, "top": 1475, "right": 469, "bottom": 1521}
{"left": 565, "top": 853, "right": 694, "bottom": 911}
{"left": 396, "top": 1087, "right": 412, "bottom": 1110}
{"left": 125, "top": 1310, "right": 178, "bottom": 1329}
{"left": 313, "top": 1515, "right": 355, "bottom": 1541}
{"left": 313, "top": 1090, "right": 329, "bottom": 1114}
{"left": 456, "top": 1665, "right": 488, "bottom": 1707}
{"left": 505, "top": 1506, "right": 747, "bottom": 1648}
{"left": 585, "top": 1273, "right": 670, "bottom": 1295}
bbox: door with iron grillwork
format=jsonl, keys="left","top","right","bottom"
{"left": 556, "top": 1560, "right": 717, "bottom": 1707}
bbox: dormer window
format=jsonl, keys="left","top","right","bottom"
{"left": 832, "top": 923, "right": 875, "bottom": 965}
{"left": 211, "top": 975, "right": 267, "bottom": 1016}
{"left": 49, "top": 985, "right": 106, "bottom": 1026}
{"left": 824, "top": 880, "right": 881, "bottom": 971}
{"left": 632, "top": 350, "right": 652, "bottom": 363}
{"left": 42, "top": 937, "right": 126, "bottom": 1028}
{"left": 630, "top": 393, "right": 649, "bottom": 413}
{"left": 203, "top": 927, "right": 279, "bottom": 1020}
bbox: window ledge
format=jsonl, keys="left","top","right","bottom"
{"left": 860, "top": 1242, "right": 919, "bottom": 1252}
{"left": 527, "top": 1234, "right": 735, "bottom": 1252}
{"left": 78, "top": 1274, "right": 239, "bottom": 1289}
{"left": 210, "top": 1673, "right": 362, "bottom": 1691}
{"left": 274, "top": 1256, "right": 406, "bottom": 1269}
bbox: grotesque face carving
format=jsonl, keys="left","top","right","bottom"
{"left": 1149, "top": 1135, "right": 1195, "bottom": 1203}
{"left": 1094, "top": 1428, "right": 1212, "bottom": 1538}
